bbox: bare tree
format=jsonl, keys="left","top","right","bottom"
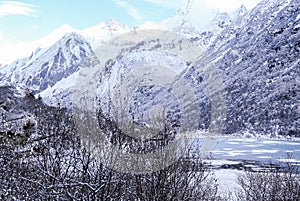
{"left": 0, "top": 91, "right": 225, "bottom": 200}
{"left": 236, "top": 161, "right": 300, "bottom": 201}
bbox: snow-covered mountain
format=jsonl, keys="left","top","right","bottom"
{"left": 142, "top": 1, "right": 247, "bottom": 46}
{"left": 82, "top": 19, "right": 131, "bottom": 49}
{"left": 0, "top": 0, "right": 243, "bottom": 101}
{"left": 205, "top": 0, "right": 299, "bottom": 135}
{"left": 0, "top": 0, "right": 299, "bottom": 137}
{"left": 75, "top": 0, "right": 299, "bottom": 136}
{"left": 0, "top": 33, "right": 96, "bottom": 92}
{"left": 0, "top": 19, "right": 131, "bottom": 66}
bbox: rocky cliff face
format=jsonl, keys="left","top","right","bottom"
{"left": 0, "top": 86, "right": 36, "bottom": 144}
{"left": 0, "top": 85, "right": 75, "bottom": 152}
{"left": 205, "top": 0, "right": 299, "bottom": 135}
{"left": 93, "top": 0, "right": 299, "bottom": 136}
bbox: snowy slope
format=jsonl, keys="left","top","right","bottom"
{"left": 0, "top": 0, "right": 242, "bottom": 101}
{"left": 0, "top": 24, "right": 78, "bottom": 65}
{"left": 204, "top": 0, "right": 299, "bottom": 135}
{"left": 0, "top": 20, "right": 130, "bottom": 66}
{"left": 0, "top": 33, "right": 97, "bottom": 92}
{"left": 0, "top": 0, "right": 298, "bottom": 137}
{"left": 91, "top": 0, "right": 300, "bottom": 136}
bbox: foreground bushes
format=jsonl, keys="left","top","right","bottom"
{"left": 0, "top": 97, "right": 299, "bottom": 200}
{"left": 0, "top": 103, "right": 223, "bottom": 200}
{"left": 236, "top": 166, "right": 300, "bottom": 201}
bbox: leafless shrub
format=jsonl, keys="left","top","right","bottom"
{"left": 236, "top": 161, "right": 300, "bottom": 201}
{"left": 0, "top": 97, "right": 225, "bottom": 200}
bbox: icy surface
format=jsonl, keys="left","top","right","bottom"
{"left": 193, "top": 137, "right": 300, "bottom": 166}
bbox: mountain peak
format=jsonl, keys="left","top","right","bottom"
{"left": 56, "top": 24, "right": 75, "bottom": 33}
{"left": 61, "top": 31, "right": 86, "bottom": 42}
{"left": 176, "top": 0, "right": 193, "bottom": 16}
{"left": 104, "top": 18, "right": 126, "bottom": 28}
{"left": 228, "top": 4, "right": 248, "bottom": 19}
{"left": 36, "top": 24, "right": 78, "bottom": 49}
{"left": 82, "top": 18, "right": 130, "bottom": 48}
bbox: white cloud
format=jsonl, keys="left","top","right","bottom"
{"left": 206, "top": 0, "right": 241, "bottom": 12}
{"left": 113, "top": 0, "right": 143, "bottom": 21}
{"left": 205, "top": 0, "right": 262, "bottom": 12}
{"left": 142, "top": 0, "right": 186, "bottom": 9}
{"left": 0, "top": 1, "right": 36, "bottom": 17}
{"left": 0, "top": 39, "right": 44, "bottom": 64}
{"left": 0, "top": 31, "right": 4, "bottom": 41}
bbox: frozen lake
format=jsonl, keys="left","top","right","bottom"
{"left": 190, "top": 137, "right": 300, "bottom": 170}
{"left": 212, "top": 138, "right": 300, "bottom": 164}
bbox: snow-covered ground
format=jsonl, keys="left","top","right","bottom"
{"left": 214, "top": 169, "right": 243, "bottom": 199}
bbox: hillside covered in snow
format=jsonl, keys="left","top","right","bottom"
{"left": 0, "top": 0, "right": 299, "bottom": 137}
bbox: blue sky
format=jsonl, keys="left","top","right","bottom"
{"left": 0, "top": 0, "right": 186, "bottom": 42}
